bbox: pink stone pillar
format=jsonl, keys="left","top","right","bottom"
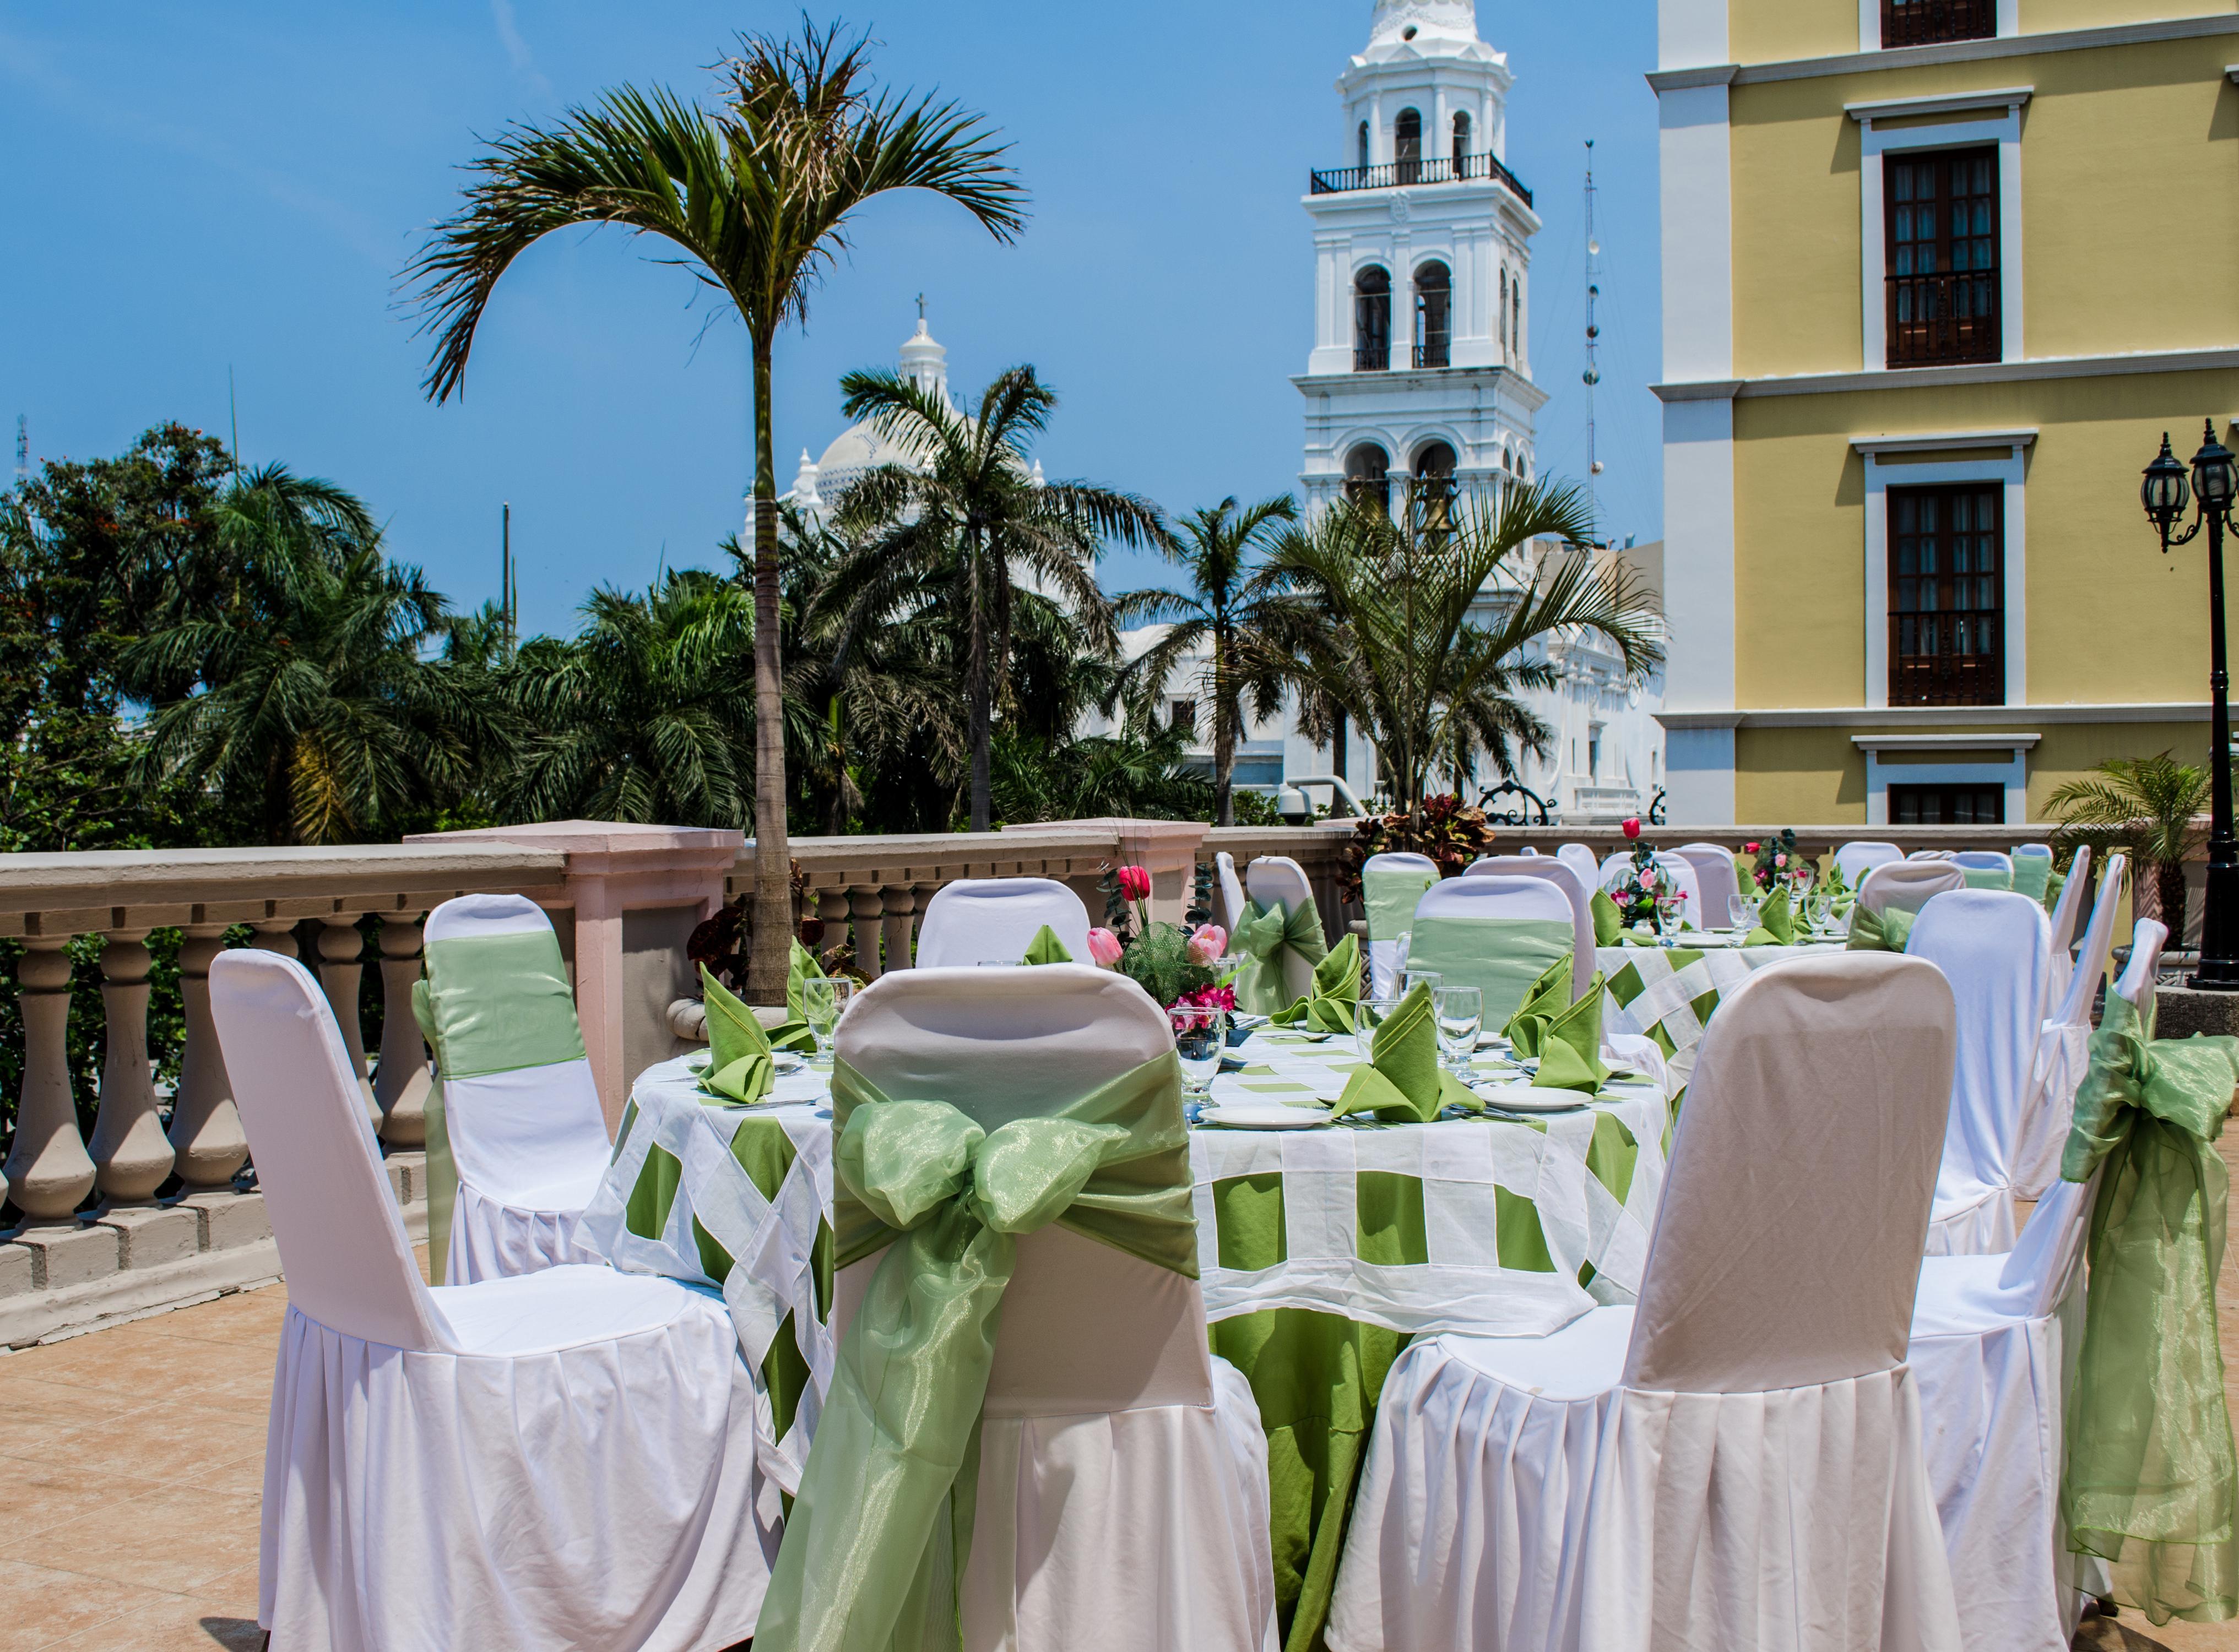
{"left": 406, "top": 822, "right": 743, "bottom": 1131}
{"left": 1063, "top": 818, "right": 1212, "bottom": 927}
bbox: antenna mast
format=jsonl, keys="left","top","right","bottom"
{"left": 501, "top": 502, "right": 516, "bottom": 657}
{"left": 13, "top": 416, "right": 25, "bottom": 487}
{"left": 1583, "top": 140, "right": 1604, "bottom": 528}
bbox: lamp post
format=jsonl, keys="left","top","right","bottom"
{"left": 2142, "top": 420, "right": 2239, "bottom": 987}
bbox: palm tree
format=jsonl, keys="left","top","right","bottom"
{"left": 500, "top": 571, "right": 759, "bottom": 828}
{"left": 827, "top": 365, "right": 1163, "bottom": 829}
{"left": 1271, "top": 481, "right": 1663, "bottom": 816}
{"left": 2047, "top": 752, "right": 2211, "bottom": 938}
{"left": 404, "top": 21, "right": 1025, "bottom": 999}
{"left": 126, "top": 545, "right": 494, "bottom": 845}
{"left": 1115, "top": 494, "right": 1304, "bottom": 826}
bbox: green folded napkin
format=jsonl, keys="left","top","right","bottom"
{"left": 698, "top": 963, "right": 776, "bottom": 1104}
{"left": 762, "top": 940, "right": 824, "bottom": 1055}
{"left": 1846, "top": 903, "right": 1916, "bottom": 954}
{"left": 1744, "top": 887, "right": 1795, "bottom": 948}
{"left": 1271, "top": 933, "right": 1362, "bottom": 1035}
{"left": 1503, "top": 953, "right": 1574, "bottom": 1059}
{"left": 1021, "top": 925, "right": 1073, "bottom": 965}
{"left": 1591, "top": 888, "right": 1624, "bottom": 947}
{"left": 1533, "top": 976, "right": 1611, "bottom": 1095}
{"left": 1331, "top": 982, "right": 1484, "bottom": 1123}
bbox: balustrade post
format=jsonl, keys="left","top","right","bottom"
{"left": 315, "top": 915, "right": 377, "bottom": 1125}
{"left": 816, "top": 890, "right": 850, "bottom": 962}
{"left": 88, "top": 930, "right": 174, "bottom": 1205}
{"left": 248, "top": 919, "right": 297, "bottom": 957}
{"left": 881, "top": 885, "right": 919, "bottom": 972}
{"left": 373, "top": 912, "right": 430, "bottom": 1146}
{"left": 849, "top": 886, "right": 887, "bottom": 980}
{"left": 168, "top": 925, "right": 248, "bottom": 1190}
{"left": 4, "top": 939, "right": 94, "bottom": 1222}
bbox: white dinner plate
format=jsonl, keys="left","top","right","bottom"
{"left": 1473, "top": 1083, "right": 1594, "bottom": 1112}
{"left": 685, "top": 1050, "right": 805, "bottom": 1075}
{"left": 1198, "top": 1102, "right": 1334, "bottom": 1130}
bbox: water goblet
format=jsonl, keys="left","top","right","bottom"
{"left": 1399, "top": 968, "right": 1444, "bottom": 1001}
{"left": 803, "top": 976, "right": 856, "bottom": 1067}
{"left": 1352, "top": 996, "right": 1405, "bottom": 1062}
{"left": 1728, "top": 894, "right": 1759, "bottom": 932}
{"left": 1434, "top": 986, "right": 1482, "bottom": 1074}
{"left": 1172, "top": 1005, "right": 1228, "bottom": 1116}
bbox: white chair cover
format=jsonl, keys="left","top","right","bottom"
{"left": 1675, "top": 842, "right": 1741, "bottom": 922}
{"left": 1953, "top": 850, "right": 2014, "bottom": 877}
{"left": 1329, "top": 953, "right": 1962, "bottom": 1652}
{"left": 2046, "top": 844, "right": 2092, "bottom": 954}
{"left": 2015, "top": 842, "right": 2053, "bottom": 858}
{"left": 1654, "top": 851, "right": 1704, "bottom": 928}
{"left": 1362, "top": 851, "right": 1440, "bottom": 998}
{"left": 1557, "top": 842, "right": 1601, "bottom": 892}
{"left": 917, "top": 877, "right": 1094, "bottom": 968}
{"left": 1911, "top": 849, "right": 1959, "bottom": 861}
{"left": 422, "top": 894, "right": 609, "bottom": 1283}
{"left": 1907, "top": 891, "right": 2057, "bottom": 1257}
{"left": 1247, "top": 855, "right": 1324, "bottom": 1005}
{"left": 1215, "top": 851, "right": 1249, "bottom": 933}
{"left": 832, "top": 966, "right": 1277, "bottom": 1652}
{"left": 210, "top": 949, "right": 771, "bottom": 1652}
{"left": 1837, "top": 839, "right": 1905, "bottom": 885}
{"left": 2010, "top": 854, "right": 2129, "bottom": 1199}
{"left": 1463, "top": 855, "right": 1596, "bottom": 1001}
{"left": 1860, "top": 858, "right": 1966, "bottom": 917}
{"left": 1411, "top": 875, "right": 1579, "bottom": 1026}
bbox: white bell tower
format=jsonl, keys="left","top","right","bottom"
{"left": 1297, "top": 0, "right": 1544, "bottom": 516}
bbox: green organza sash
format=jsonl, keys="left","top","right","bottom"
{"left": 1235, "top": 896, "right": 1330, "bottom": 1017}
{"left": 1405, "top": 915, "right": 1573, "bottom": 1028}
{"left": 414, "top": 926, "right": 588, "bottom": 1284}
{"left": 755, "top": 1052, "right": 1197, "bottom": 1652}
{"left": 1961, "top": 865, "right": 2014, "bottom": 890}
{"left": 2061, "top": 991, "right": 2239, "bottom": 1624}
{"left": 2012, "top": 856, "right": 2053, "bottom": 903}
{"left": 1846, "top": 903, "right": 1917, "bottom": 954}
{"left": 1362, "top": 864, "right": 1437, "bottom": 944}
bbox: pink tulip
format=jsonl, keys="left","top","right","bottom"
{"left": 1116, "top": 865, "right": 1152, "bottom": 901}
{"left": 1189, "top": 924, "right": 1228, "bottom": 963}
{"left": 1622, "top": 818, "right": 1641, "bottom": 841}
{"left": 1744, "top": 841, "right": 1761, "bottom": 853}
{"left": 1087, "top": 927, "right": 1124, "bottom": 968}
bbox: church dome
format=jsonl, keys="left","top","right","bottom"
{"left": 1368, "top": 0, "right": 1479, "bottom": 47}
{"left": 808, "top": 312, "right": 957, "bottom": 503}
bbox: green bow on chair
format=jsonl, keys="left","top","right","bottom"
{"left": 1271, "top": 933, "right": 1362, "bottom": 1034}
{"left": 1331, "top": 982, "right": 1484, "bottom": 1123}
{"left": 2059, "top": 991, "right": 2239, "bottom": 1625}
{"left": 754, "top": 1054, "right": 1196, "bottom": 1652}
{"left": 1743, "top": 887, "right": 1795, "bottom": 948}
{"left": 1846, "top": 903, "right": 1917, "bottom": 953}
{"left": 1233, "top": 895, "right": 1330, "bottom": 1017}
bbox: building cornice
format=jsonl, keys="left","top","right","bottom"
{"left": 1658, "top": 702, "right": 2210, "bottom": 731}
{"left": 1851, "top": 427, "right": 2037, "bottom": 455}
{"left": 1652, "top": 346, "right": 2239, "bottom": 403}
{"left": 1647, "top": 13, "right": 2239, "bottom": 93}
{"left": 1293, "top": 368, "right": 1553, "bottom": 414}
{"left": 1845, "top": 86, "right": 2032, "bottom": 122}
{"left": 1851, "top": 731, "right": 2040, "bottom": 752}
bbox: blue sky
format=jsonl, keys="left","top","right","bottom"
{"left": 0, "top": 0, "right": 1662, "bottom": 638}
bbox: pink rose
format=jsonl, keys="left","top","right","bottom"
{"left": 1622, "top": 818, "right": 1641, "bottom": 841}
{"left": 1189, "top": 924, "right": 1228, "bottom": 963}
{"left": 1116, "top": 865, "right": 1152, "bottom": 901}
{"left": 1086, "top": 927, "right": 1124, "bottom": 968}
{"left": 1775, "top": 853, "right": 1788, "bottom": 868}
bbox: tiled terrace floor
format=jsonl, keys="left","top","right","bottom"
{"left": 8, "top": 1191, "right": 2239, "bottom": 1652}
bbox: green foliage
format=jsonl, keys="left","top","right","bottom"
{"left": 2047, "top": 751, "right": 2213, "bottom": 938}
{"left": 989, "top": 723, "right": 1225, "bottom": 827}
{"left": 1115, "top": 922, "right": 1217, "bottom": 1011}
{"left": 1337, "top": 794, "right": 1498, "bottom": 900}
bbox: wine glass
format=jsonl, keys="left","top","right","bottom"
{"left": 1435, "top": 986, "right": 1482, "bottom": 1074}
{"left": 1172, "top": 1005, "right": 1228, "bottom": 1115}
{"left": 1728, "top": 894, "right": 1759, "bottom": 932}
{"left": 1399, "top": 968, "right": 1444, "bottom": 1001}
{"left": 1352, "top": 996, "right": 1405, "bottom": 1062}
{"left": 803, "top": 976, "right": 856, "bottom": 1068}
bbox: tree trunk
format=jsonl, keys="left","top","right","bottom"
{"left": 747, "top": 336, "right": 793, "bottom": 1004}
{"left": 967, "top": 542, "right": 992, "bottom": 832}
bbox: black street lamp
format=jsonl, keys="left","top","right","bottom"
{"left": 2142, "top": 420, "right": 2239, "bottom": 987}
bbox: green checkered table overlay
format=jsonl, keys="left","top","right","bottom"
{"left": 1596, "top": 941, "right": 1845, "bottom": 1093}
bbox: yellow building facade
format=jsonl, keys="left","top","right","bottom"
{"left": 1652, "top": 0, "right": 2239, "bottom": 825}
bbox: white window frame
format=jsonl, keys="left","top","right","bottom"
{"left": 1850, "top": 89, "right": 2030, "bottom": 372}
{"left": 1858, "top": 0, "right": 2018, "bottom": 51}
{"left": 1853, "top": 733, "right": 2039, "bottom": 825}
{"left": 1854, "top": 428, "right": 2035, "bottom": 711}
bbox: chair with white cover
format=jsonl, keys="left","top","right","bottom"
{"left": 1911, "top": 849, "right": 1959, "bottom": 861}
{"left": 1463, "top": 855, "right": 1595, "bottom": 1001}
{"left": 1905, "top": 919, "right": 2161, "bottom": 1652}
{"left": 1907, "top": 890, "right": 2058, "bottom": 1257}
{"left": 1360, "top": 851, "right": 1440, "bottom": 998}
{"left": 1837, "top": 839, "right": 1905, "bottom": 885}
{"left": 812, "top": 965, "right": 1276, "bottom": 1652}
{"left": 1408, "top": 875, "right": 1584, "bottom": 1029}
{"left": 1654, "top": 851, "right": 1704, "bottom": 928}
{"left": 917, "top": 877, "right": 1094, "bottom": 968}
{"left": 1215, "top": 851, "right": 1249, "bottom": 933}
{"left": 2009, "top": 855, "right": 2128, "bottom": 1199}
{"left": 2046, "top": 845, "right": 2092, "bottom": 954}
{"left": 419, "top": 894, "right": 609, "bottom": 1284}
{"left": 210, "top": 949, "right": 771, "bottom": 1652}
{"left": 1246, "top": 855, "right": 1325, "bottom": 1004}
{"left": 1327, "top": 953, "right": 1963, "bottom": 1652}
{"left": 1858, "top": 857, "right": 1966, "bottom": 924}
{"left": 1674, "top": 841, "right": 1741, "bottom": 921}
{"left": 2015, "top": 842, "right": 2053, "bottom": 859}
{"left": 1557, "top": 842, "right": 1601, "bottom": 892}
{"left": 1954, "top": 849, "right": 2015, "bottom": 887}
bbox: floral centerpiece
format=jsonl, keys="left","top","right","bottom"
{"left": 1610, "top": 817, "right": 1688, "bottom": 932}
{"left": 1337, "top": 793, "right": 1499, "bottom": 903}
{"left": 1091, "top": 863, "right": 1233, "bottom": 1015}
{"left": 1745, "top": 830, "right": 1814, "bottom": 900}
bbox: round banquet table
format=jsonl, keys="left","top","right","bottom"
{"left": 1595, "top": 935, "right": 1847, "bottom": 1089}
{"left": 581, "top": 1031, "right": 1674, "bottom": 1650}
